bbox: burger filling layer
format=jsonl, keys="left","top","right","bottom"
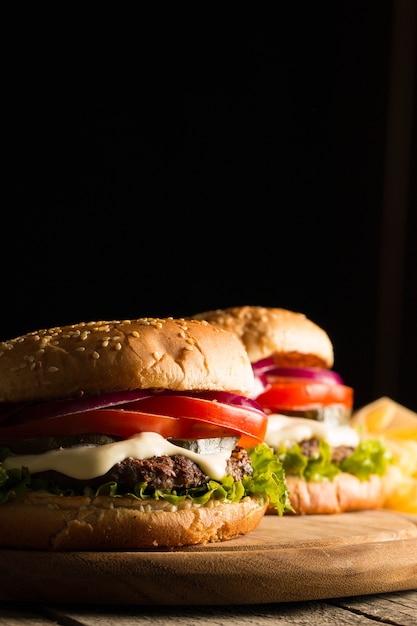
{"left": 0, "top": 431, "right": 292, "bottom": 514}
{"left": 264, "top": 415, "right": 392, "bottom": 482}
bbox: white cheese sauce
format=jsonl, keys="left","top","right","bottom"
{"left": 264, "top": 414, "right": 359, "bottom": 450}
{"left": 3, "top": 432, "right": 231, "bottom": 481}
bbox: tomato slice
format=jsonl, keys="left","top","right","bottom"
{"left": 256, "top": 381, "right": 353, "bottom": 412}
{"left": 0, "top": 396, "right": 267, "bottom": 448}
{"left": 121, "top": 395, "right": 266, "bottom": 438}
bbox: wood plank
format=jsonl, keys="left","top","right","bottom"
{"left": 331, "top": 590, "right": 417, "bottom": 626}
{"left": 3, "top": 593, "right": 416, "bottom": 626}
{"left": 0, "top": 591, "right": 416, "bottom": 624}
{"left": 37, "top": 600, "right": 399, "bottom": 626}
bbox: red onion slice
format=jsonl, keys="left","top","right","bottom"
{"left": 252, "top": 358, "right": 276, "bottom": 375}
{"left": 252, "top": 360, "right": 344, "bottom": 385}
{"left": 0, "top": 388, "right": 265, "bottom": 428}
{"left": 0, "top": 389, "right": 154, "bottom": 426}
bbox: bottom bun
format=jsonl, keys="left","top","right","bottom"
{"left": 0, "top": 493, "right": 268, "bottom": 551}
{"left": 267, "top": 473, "right": 385, "bottom": 515}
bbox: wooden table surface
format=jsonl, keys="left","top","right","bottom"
{"left": 0, "top": 590, "right": 416, "bottom": 625}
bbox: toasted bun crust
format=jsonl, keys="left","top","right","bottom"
{"left": 269, "top": 473, "right": 385, "bottom": 515}
{"left": 0, "top": 317, "right": 254, "bottom": 404}
{"left": 191, "top": 306, "right": 334, "bottom": 368}
{"left": 0, "top": 493, "right": 268, "bottom": 551}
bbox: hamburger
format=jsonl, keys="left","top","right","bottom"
{"left": 0, "top": 317, "right": 291, "bottom": 550}
{"left": 191, "top": 306, "right": 392, "bottom": 514}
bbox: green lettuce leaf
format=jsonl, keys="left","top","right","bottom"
{"left": 277, "top": 438, "right": 392, "bottom": 482}
{"left": 245, "top": 443, "right": 293, "bottom": 514}
{"left": 0, "top": 463, "right": 31, "bottom": 504}
{"left": 340, "top": 439, "right": 392, "bottom": 479}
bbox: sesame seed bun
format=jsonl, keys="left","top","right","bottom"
{"left": 190, "top": 306, "right": 334, "bottom": 368}
{"left": 0, "top": 317, "right": 255, "bottom": 404}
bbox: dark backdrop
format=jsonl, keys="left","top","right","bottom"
{"left": 4, "top": 2, "right": 416, "bottom": 411}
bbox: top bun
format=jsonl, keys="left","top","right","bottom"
{"left": 0, "top": 317, "right": 254, "bottom": 404}
{"left": 191, "top": 306, "right": 334, "bottom": 369}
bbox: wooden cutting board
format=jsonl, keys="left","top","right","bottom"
{"left": 1, "top": 510, "right": 416, "bottom": 605}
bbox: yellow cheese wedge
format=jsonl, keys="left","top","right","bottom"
{"left": 351, "top": 396, "right": 417, "bottom": 435}
{"left": 351, "top": 397, "right": 417, "bottom": 512}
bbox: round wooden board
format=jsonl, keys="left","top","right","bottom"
{"left": 1, "top": 510, "right": 416, "bottom": 605}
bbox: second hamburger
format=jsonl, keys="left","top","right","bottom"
{"left": 191, "top": 306, "right": 392, "bottom": 514}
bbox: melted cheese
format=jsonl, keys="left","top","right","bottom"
{"left": 265, "top": 414, "right": 359, "bottom": 449}
{"left": 3, "top": 432, "right": 231, "bottom": 481}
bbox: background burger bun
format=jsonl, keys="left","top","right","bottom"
{"left": 191, "top": 306, "right": 334, "bottom": 369}
{"left": 0, "top": 317, "right": 255, "bottom": 404}
{"left": 282, "top": 473, "right": 385, "bottom": 515}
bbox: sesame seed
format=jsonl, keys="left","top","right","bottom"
{"left": 114, "top": 342, "right": 122, "bottom": 351}
{"left": 131, "top": 331, "right": 139, "bottom": 338}
{"left": 152, "top": 352, "right": 160, "bottom": 361}
{"left": 92, "top": 351, "right": 100, "bottom": 359}
{"left": 76, "top": 346, "right": 86, "bottom": 352}
{"left": 97, "top": 325, "right": 111, "bottom": 332}
{"left": 184, "top": 345, "right": 194, "bottom": 351}
{"left": 102, "top": 340, "right": 109, "bottom": 347}
{"left": 48, "top": 366, "right": 59, "bottom": 373}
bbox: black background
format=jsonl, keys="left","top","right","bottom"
{"left": 4, "top": 2, "right": 416, "bottom": 411}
